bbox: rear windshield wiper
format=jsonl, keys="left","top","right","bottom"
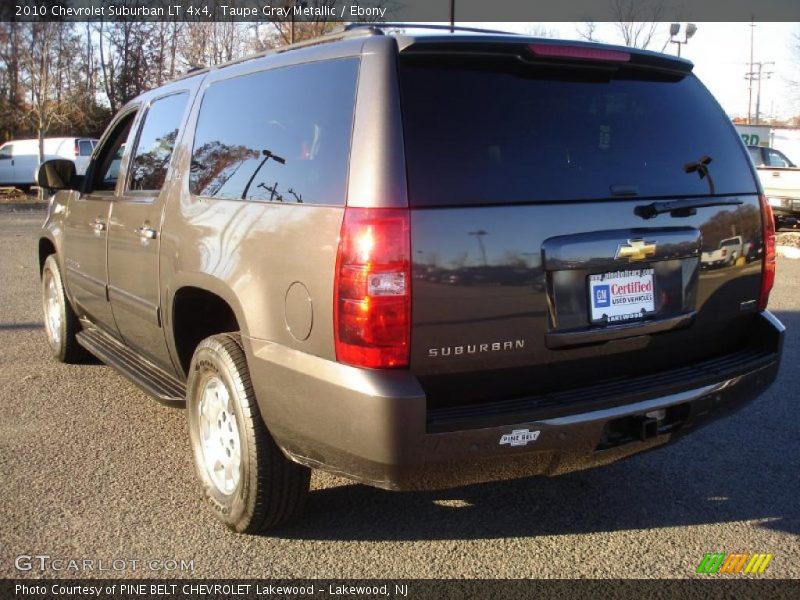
{"left": 635, "top": 197, "right": 743, "bottom": 219}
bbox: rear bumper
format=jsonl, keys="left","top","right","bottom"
{"left": 244, "top": 311, "right": 783, "bottom": 491}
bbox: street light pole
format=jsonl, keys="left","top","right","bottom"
{"left": 468, "top": 230, "right": 488, "bottom": 266}
{"left": 669, "top": 23, "right": 697, "bottom": 58}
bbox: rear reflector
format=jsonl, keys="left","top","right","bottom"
{"left": 529, "top": 44, "right": 631, "bottom": 63}
{"left": 334, "top": 208, "right": 411, "bottom": 369}
{"left": 759, "top": 194, "right": 776, "bottom": 310}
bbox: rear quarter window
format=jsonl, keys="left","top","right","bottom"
{"left": 189, "top": 58, "right": 359, "bottom": 205}
{"left": 400, "top": 57, "right": 757, "bottom": 206}
{"left": 748, "top": 146, "right": 764, "bottom": 166}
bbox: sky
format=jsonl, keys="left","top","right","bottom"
{"left": 459, "top": 22, "right": 799, "bottom": 120}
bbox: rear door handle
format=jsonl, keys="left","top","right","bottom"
{"left": 91, "top": 218, "right": 105, "bottom": 232}
{"left": 772, "top": 171, "right": 781, "bottom": 177}
{"left": 135, "top": 226, "right": 157, "bottom": 240}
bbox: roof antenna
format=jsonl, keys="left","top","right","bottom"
{"left": 450, "top": 0, "right": 455, "bottom": 33}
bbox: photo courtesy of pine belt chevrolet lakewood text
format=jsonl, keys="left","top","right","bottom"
{"left": 36, "top": 25, "right": 784, "bottom": 532}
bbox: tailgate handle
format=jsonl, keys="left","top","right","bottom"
{"left": 635, "top": 198, "right": 742, "bottom": 219}
{"left": 546, "top": 312, "right": 697, "bottom": 350}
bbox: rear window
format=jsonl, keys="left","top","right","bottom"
{"left": 189, "top": 58, "right": 359, "bottom": 205}
{"left": 399, "top": 57, "right": 757, "bottom": 206}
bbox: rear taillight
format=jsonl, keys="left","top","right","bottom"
{"left": 334, "top": 208, "right": 411, "bottom": 368}
{"left": 74, "top": 142, "right": 79, "bottom": 158}
{"left": 759, "top": 194, "right": 776, "bottom": 310}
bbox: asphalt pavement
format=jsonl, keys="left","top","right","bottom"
{"left": 1, "top": 212, "right": 798, "bottom": 579}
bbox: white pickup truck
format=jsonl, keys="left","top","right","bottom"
{"left": 701, "top": 236, "right": 745, "bottom": 269}
{"left": 748, "top": 145, "right": 800, "bottom": 230}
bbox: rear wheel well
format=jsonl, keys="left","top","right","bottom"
{"left": 38, "top": 238, "right": 56, "bottom": 276}
{"left": 172, "top": 287, "right": 240, "bottom": 376}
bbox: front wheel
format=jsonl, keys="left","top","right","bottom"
{"left": 186, "top": 333, "right": 310, "bottom": 532}
{"left": 41, "top": 254, "right": 85, "bottom": 363}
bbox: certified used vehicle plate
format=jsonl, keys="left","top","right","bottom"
{"left": 589, "top": 268, "right": 655, "bottom": 323}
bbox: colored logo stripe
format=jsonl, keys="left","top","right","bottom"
{"left": 745, "top": 554, "right": 773, "bottom": 574}
{"left": 697, "top": 553, "right": 726, "bottom": 573}
{"left": 696, "top": 553, "right": 773, "bottom": 574}
{"left": 719, "top": 554, "right": 749, "bottom": 573}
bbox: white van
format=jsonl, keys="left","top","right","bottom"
{"left": 0, "top": 137, "right": 98, "bottom": 189}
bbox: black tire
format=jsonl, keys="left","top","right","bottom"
{"left": 41, "top": 254, "right": 85, "bottom": 363}
{"left": 186, "top": 333, "right": 310, "bottom": 533}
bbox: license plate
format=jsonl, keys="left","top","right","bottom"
{"left": 589, "top": 268, "right": 656, "bottom": 323}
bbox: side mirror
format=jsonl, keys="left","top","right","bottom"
{"left": 36, "top": 159, "right": 78, "bottom": 191}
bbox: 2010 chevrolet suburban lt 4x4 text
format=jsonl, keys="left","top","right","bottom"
{"left": 36, "top": 26, "right": 784, "bottom": 532}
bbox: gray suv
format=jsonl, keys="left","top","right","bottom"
{"left": 37, "top": 27, "right": 783, "bottom": 532}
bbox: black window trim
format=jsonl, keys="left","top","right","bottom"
{"left": 123, "top": 89, "right": 192, "bottom": 199}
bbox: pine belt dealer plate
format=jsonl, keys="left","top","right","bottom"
{"left": 589, "top": 268, "right": 656, "bottom": 324}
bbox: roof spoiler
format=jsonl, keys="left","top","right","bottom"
{"left": 398, "top": 37, "right": 694, "bottom": 77}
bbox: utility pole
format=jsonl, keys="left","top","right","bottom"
{"left": 747, "top": 21, "right": 755, "bottom": 124}
{"left": 745, "top": 61, "right": 774, "bottom": 125}
{"left": 755, "top": 62, "right": 774, "bottom": 125}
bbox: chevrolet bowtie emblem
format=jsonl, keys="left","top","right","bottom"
{"left": 616, "top": 239, "right": 657, "bottom": 262}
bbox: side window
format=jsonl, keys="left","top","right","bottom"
{"left": 747, "top": 147, "right": 763, "bottom": 166}
{"left": 128, "top": 92, "right": 188, "bottom": 191}
{"left": 88, "top": 112, "right": 136, "bottom": 193}
{"left": 189, "top": 59, "right": 359, "bottom": 205}
{"left": 0, "top": 144, "right": 13, "bottom": 160}
{"left": 79, "top": 140, "right": 93, "bottom": 156}
{"left": 766, "top": 149, "right": 793, "bottom": 168}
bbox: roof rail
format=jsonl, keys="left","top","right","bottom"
{"left": 179, "top": 25, "right": 379, "bottom": 78}
{"left": 344, "top": 22, "right": 521, "bottom": 36}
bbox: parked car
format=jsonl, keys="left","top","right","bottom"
{"left": 0, "top": 137, "right": 98, "bottom": 189}
{"left": 700, "top": 236, "right": 744, "bottom": 269}
{"left": 36, "top": 27, "right": 783, "bottom": 533}
{"left": 748, "top": 145, "right": 800, "bottom": 230}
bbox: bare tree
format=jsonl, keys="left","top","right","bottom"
{"left": 0, "top": 22, "right": 24, "bottom": 141}
{"left": 525, "top": 24, "right": 557, "bottom": 39}
{"left": 20, "top": 23, "right": 71, "bottom": 163}
{"left": 98, "top": 21, "right": 158, "bottom": 111}
{"left": 610, "top": 0, "right": 664, "bottom": 50}
{"left": 789, "top": 31, "right": 800, "bottom": 107}
{"left": 577, "top": 21, "right": 598, "bottom": 42}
